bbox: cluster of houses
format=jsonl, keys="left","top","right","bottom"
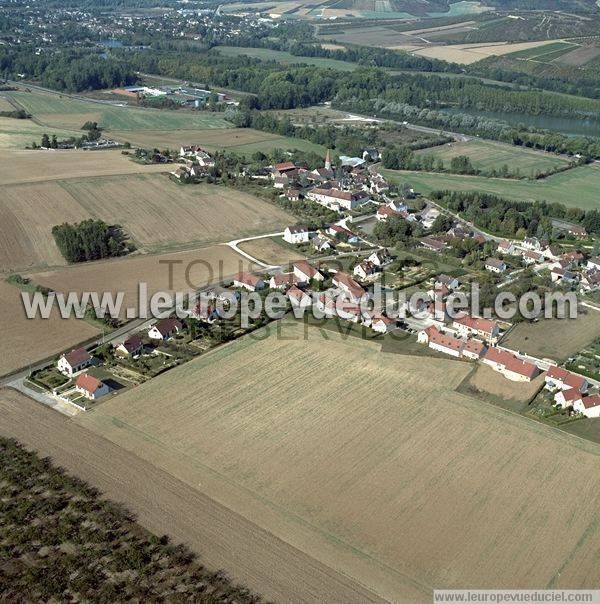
{"left": 119, "top": 85, "right": 236, "bottom": 108}
{"left": 170, "top": 145, "right": 216, "bottom": 180}
{"left": 282, "top": 222, "right": 361, "bottom": 252}
{"left": 269, "top": 151, "right": 390, "bottom": 213}
{"left": 545, "top": 366, "right": 600, "bottom": 418}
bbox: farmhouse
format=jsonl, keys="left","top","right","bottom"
{"left": 420, "top": 236, "right": 447, "bottom": 253}
{"left": 453, "top": 315, "right": 500, "bottom": 343}
{"left": 115, "top": 335, "right": 144, "bottom": 357}
{"left": 283, "top": 225, "right": 314, "bottom": 244}
{"left": 573, "top": 394, "right": 600, "bottom": 419}
{"left": 233, "top": 272, "right": 265, "bottom": 292}
{"left": 306, "top": 188, "right": 369, "bottom": 211}
{"left": 368, "top": 249, "right": 392, "bottom": 267}
{"left": 293, "top": 260, "right": 324, "bottom": 284}
{"left": 271, "top": 161, "right": 297, "bottom": 177}
{"left": 462, "top": 339, "right": 487, "bottom": 360}
{"left": 332, "top": 272, "right": 366, "bottom": 303}
{"left": 485, "top": 258, "right": 507, "bottom": 274}
{"left": 179, "top": 146, "right": 214, "bottom": 167}
{"left": 545, "top": 366, "right": 588, "bottom": 394}
{"left": 483, "top": 348, "right": 539, "bottom": 382}
{"left": 148, "top": 318, "right": 183, "bottom": 341}
{"left": 418, "top": 326, "right": 463, "bottom": 358}
{"left": 369, "top": 315, "right": 397, "bottom": 334}
{"left": 353, "top": 260, "right": 377, "bottom": 280}
{"left": 75, "top": 373, "right": 110, "bottom": 401}
{"left": 57, "top": 348, "right": 92, "bottom": 377}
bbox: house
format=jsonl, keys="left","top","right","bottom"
{"left": 453, "top": 315, "right": 500, "bottom": 343}
{"left": 580, "top": 270, "right": 600, "bottom": 292}
{"left": 376, "top": 205, "right": 400, "bottom": 221}
{"left": 328, "top": 224, "right": 359, "bottom": 244}
{"left": 115, "top": 335, "right": 144, "bottom": 357}
{"left": 435, "top": 274, "right": 459, "bottom": 291}
{"left": 312, "top": 236, "right": 332, "bottom": 252}
{"left": 551, "top": 268, "right": 578, "bottom": 285}
{"left": 522, "top": 237, "right": 542, "bottom": 251}
{"left": 269, "top": 272, "right": 298, "bottom": 290}
{"left": 287, "top": 285, "right": 312, "bottom": 308}
{"left": 482, "top": 348, "right": 539, "bottom": 382}
{"left": 368, "top": 249, "right": 392, "bottom": 267}
{"left": 573, "top": 394, "right": 600, "bottom": 419}
{"left": 285, "top": 188, "right": 300, "bottom": 202}
{"left": 462, "top": 339, "right": 487, "bottom": 360}
{"left": 332, "top": 272, "right": 366, "bottom": 303}
{"left": 522, "top": 250, "right": 544, "bottom": 265}
{"left": 148, "top": 318, "right": 183, "bottom": 341}
{"left": 370, "top": 315, "right": 396, "bottom": 333}
{"left": 293, "top": 260, "right": 324, "bottom": 284}
{"left": 353, "top": 260, "right": 377, "bottom": 280}
{"left": 189, "top": 164, "right": 209, "bottom": 178}
{"left": 418, "top": 326, "right": 463, "bottom": 358}
{"left": 316, "top": 294, "right": 362, "bottom": 322}
{"left": 420, "top": 236, "right": 447, "bottom": 253}
{"left": 420, "top": 207, "right": 440, "bottom": 229}
{"left": 485, "top": 258, "right": 507, "bottom": 274}
{"left": 273, "top": 175, "right": 290, "bottom": 189}
{"left": 306, "top": 188, "right": 369, "bottom": 211}
{"left": 180, "top": 146, "right": 214, "bottom": 166}
{"left": 567, "top": 225, "right": 587, "bottom": 239}
{"left": 57, "top": 348, "right": 92, "bottom": 377}
{"left": 232, "top": 272, "right": 265, "bottom": 292}
{"left": 545, "top": 366, "right": 588, "bottom": 394}
{"left": 587, "top": 257, "right": 600, "bottom": 272}
{"left": 191, "top": 299, "right": 219, "bottom": 323}
{"left": 75, "top": 373, "right": 110, "bottom": 400}
{"left": 555, "top": 387, "right": 585, "bottom": 409}
{"left": 370, "top": 176, "right": 389, "bottom": 194}
{"left": 283, "top": 225, "right": 314, "bottom": 244}
{"left": 561, "top": 250, "right": 585, "bottom": 268}
{"left": 497, "top": 239, "right": 516, "bottom": 255}
{"left": 271, "top": 161, "right": 297, "bottom": 177}
{"left": 170, "top": 166, "right": 190, "bottom": 180}
{"left": 544, "top": 244, "right": 562, "bottom": 262}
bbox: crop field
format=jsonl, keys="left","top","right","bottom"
{"left": 0, "top": 149, "right": 167, "bottom": 186}
{"left": 28, "top": 245, "right": 255, "bottom": 318}
{"left": 0, "top": 116, "right": 81, "bottom": 149}
{"left": 0, "top": 174, "right": 293, "bottom": 272}
{"left": 555, "top": 45, "right": 600, "bottom": 67}
{"left": 0, "top": 280, "right": 99, "bottom": 377}
{"left": 7, "top": 89, "right": 231, "bottom": 132}
{"left": 384, "top": 164, "right": 600, "bottom": 210}
{"left": 238, "top": 237, "right": 305, "bottom": 266}
{"left": 506, "top": 41, "right": 579, "bottom": 61}
{"left": 414, "top": 140, "right": 570, "bottom": 176}
{"left": 502, "top": 311, "right": 600, "bottom": 362}
{"left": 0, "top": 96, "right": 14, "bottom": 111}
{"left": 76, "top": 318, "right": 600, "bottom": 600}
{"left": 108, "top": 127, "right": 326, "bottom": 156}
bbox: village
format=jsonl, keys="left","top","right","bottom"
{"left": 14, "top": 144, "right": 600, "bottom": 423}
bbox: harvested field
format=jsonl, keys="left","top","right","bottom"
{"left": 0, "top": 149, "right": 167, "bottom": 186}
{"left": 7, "top": 89, "right": 230, "bottom": 132}
{"left": 555, "top": 45, "right": 600, "bottom": 67}
{"left": 0, "top": 389, "right": 382, "bottom": 603}
{"left": 0, "top": 280, "right": 99, "bottom": 377}
{"left": 238, "top": 237, "right": 305, "bottom": 266}
{"left": 0, "top": 96, "right": 14, "bottom": 111}
{"left": 414, "top": 139, "right": 569, "bottom": 176}
{"left": 28, "top": 245, "right": 255, "bottom": 318}
{"left": 502, "top": 311, "right": 600, "bottom": 362}
{"left": 77, "top": 318, "right": 600, "bottom": 600}
{"left": 108, "top": 126, "right": 325, "bottom": 156}
{"left": 0, "top": 175, "right": 294, "bottom": 272}
{"left": 384, "top": 164, "right": 600, "bottom": 209}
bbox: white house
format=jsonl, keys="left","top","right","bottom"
{"left": 306, "top": 188, "right": 369, "bottom": 211}
{"left": 368, "top": 249, "right": 392, "bottom": 267}
{"left": 232, "top": 272, "right": 265, "bottom": 292}
{"left": 115, "top": 335, "right": 144, "bottom": 357}
{"left": 435, "top": 274, "right": 459, "bottom": 291}
{"left": 283, "top": 225, "right": 313, "bottom": 244}
{"left": 312, "top": 236, "right": 332, "bottom": 252}
{"left": 269, "top": 272, "right": 298, "bottom": 290}
{"left": 545, "top": 366, "right": 588, "bottom": 394}
{"left": 522, "top": 237, "right": 542, "bottom": 251}
{"left": 293, "top": 260, "right": 324, "bottom": 284}
{"left": 418, "top": 326, "right": 463, "bottom": 358}
{"left": 332, "top": 272, "right": 365, "bottom": 303}
{"left": 573, "top": 394, "right": 600, "bottom": 418}
{"left": 497, "top": 239, "right": 516, "bottom": 255}
{"left": 353, "top": 260, "right": 377, "bottom": 280}
{"left": 485, "top": 258, "right": 507, "bottom": 274}
{"left": 287, "top": 285, "right": 312, "bottom": 309}
{"left": 370, "top": 315, "right": 396, "bottom": 333}
{"left": 75, "top": 373, "right": 110, "bottom": 401}
{"left": 57, "top": 348, "right": 92, "bottom": 377}
{"left": 148, "top": 318, "right": 183, "bottom": 341}
{"left": 483, "top": 348, "right": 539, "bottom": 382}
{"left": 453, "top": 315, "right": 500, "bottom": 343}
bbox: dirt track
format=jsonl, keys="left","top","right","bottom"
{"left": 0, "top": 389, "right": 385, "bottom": 604}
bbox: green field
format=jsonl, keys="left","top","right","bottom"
{"left": 0, "top": 116, "right": 81, "bottom": 149}
{"left": 384, "top": 164, "right": 600, "bottom": 210}
{"left": 506, "top": 41, "right": 579, "bottom": 61}
{"left": 214, "top": 46, "right": 359, "bottom": 71}
{"left": 415, "top": 139, "right": 570, "bottom": 176}
{"left": 7, "top": 89, "right": 231, "bottom": 132}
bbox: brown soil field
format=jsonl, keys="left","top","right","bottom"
{"left": 502, "top": 310, "right": 600, "bottom": 362}
{"left": 28, "top": 245, "right": 256, "bottom": 318}
{"left": 555, "top": 45, "right": 600, "bottom": 67}
{"left": 0, "top": 389, "right": 383, "bottom": 603}
{"left": 0, "top": 149, "right": 167, "bottom": 186}
{"left": 238, "top": 237, "right": 305, "bottom": 266}
{"left": 77, "top": 318, "right": 600, "bottom": 600}
{"left": 0, "top": 175, "right": 294, "bottom": 272}
{"left": 0, "top": 280, "right": 99, "bottom": 378}
{"left": 108, "top": 127, "right": 283, "bottom": 152}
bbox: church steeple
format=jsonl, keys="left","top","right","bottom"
{"left": 324, "top": 149, "right": 331, "bottom": 171}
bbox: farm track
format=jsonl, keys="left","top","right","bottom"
{"left": 0, "top": 389, "right": 387, "bottom": 604}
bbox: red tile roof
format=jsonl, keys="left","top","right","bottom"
{"left": 454, "top": 315, "right": 498, "bottom": 335}
{"left": 429, "top": 329, "right": 463, "bottom": 353}
{"left": 546, "top": 366, "right": 587, "bottom": 391}
{"left": 484, "top": 348, "right": 538, "bottom": 379}
{"left": 293, "top": 260, "right": 321, "bottom": 280}
{"left": 581, "top": 394, "right": 600, "bottom": 409}
{"left": 75, "top": 373, "right": 104, "bottom": 395}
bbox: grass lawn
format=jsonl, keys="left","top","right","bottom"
{"left": 384, "top": 164, "right": 600, "bottom": 210}
{"left": 414, "top": 139, "right": 569, "bottom": 177}
{"left": 7, "top": 89, "right": 231, "bottom": 132}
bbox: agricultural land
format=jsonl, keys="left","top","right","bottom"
{"left": 74, "top": 318, "right": 600, "bottom": 602}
